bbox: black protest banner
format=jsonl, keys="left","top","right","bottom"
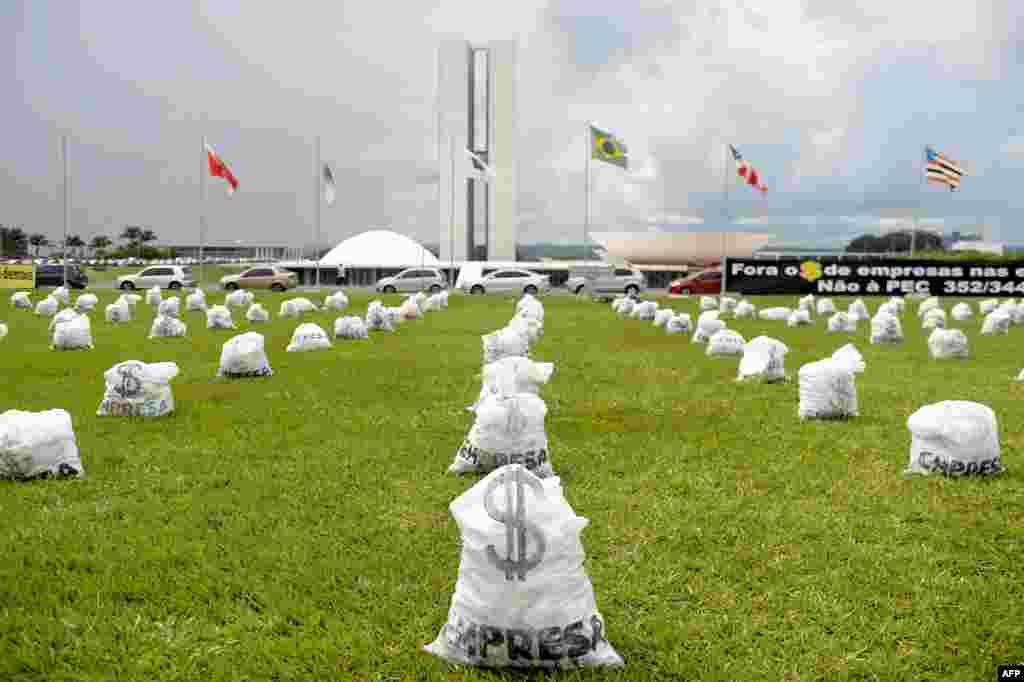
{"left": 726, "top": 258, "right": 1024, "bottom": 297}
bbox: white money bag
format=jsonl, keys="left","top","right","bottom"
{"left": 737, "top": 336, "right": 789, "bottom": 382}
{"left": 827, "top": 312, "right": 856, "bottom": 334}
{"left": 870, "top": 311, "right": 903, "bottom": 344}
{"left": 921, "top": 308, "right": 946, "bottom": 329}
{"left": 699, "top": 296, "right": 717, "bottom": 311}
{"left": 797, "top": 344, "right": 865, "bottom": 420}
{"left": 246, "top": 303, "right": 269, "bottom": 322}
{"left": 10, "top": 291, "right": 31, "bottom": 309}
{"left": 334, "top": 316, "right": 368, "bottom": 339}
{"left": 35, "top": 297, "right": 58, "bottom": 317}
{"left": 653, "top": 309, "right": 674, "bottom": 328}
{"left": 734, "top": 301, "right": 756, "bottom": 319}
{"left": 691, "top": 320, "right": 725, "bottom": 344}
{"left": 706, "top": 329, "right": 745, "bottom": 356}
{"left": 186, "top": 291, "right": 207, "bottom": 312}
{"left": 206, "top": 305, "right": 235, "bottom": 329}
{"left": 0, "top": 409, "right": 85, "bottom": 480}
{"left": 917, "top": 297, "right": 940, "bottom": 318}
{"left": 96, "top": 360, "right": 178, "bottom": 417}
{"left": 758, "top": 307, "right": 791, "bottom": 322}
{"left": 157, "top": 296, "right": 181, "bottom": 318}
{"left": 451, "top": 394, "right": 552, "bottom": 476}
{"left": 905, "top": 401, "right": 1004, "bottom": 477}
{"left": 516, "top": 295, "right": 544, "bottom": 322}
{"left": 483, "top": 328, "right": 530, "bottom": 365}
{"left": 816, "top": 298, "right": 836, "bottom": 315}
{"left": 848, "top": 299, "right": 870, "bottom": 321}
{"left": 928, "top": 328, "right": 969, "bottom": 359}
{"left": 217, "top": 332, "right": 274, "bottom": 377}
{"left": 148, "top": 314, "right": 187, "bottom": 338}
{"left": 787, "top": 309, "right": 811, "bottom": 327}
{"left": 425, "top": 464, "right": 623, "bottom": 669}
{"left": 507, "top": 316, "right": 543, "bottom": 344}
{"left": 286, "top": 323, "right": 332, "bottom": 352}
{"left": 950, "top": 302, "right": 972, "bottom": 321}
{"left": 145, "top": 286, "right": 162, "bottom": 306}
{"left": 365, "top": 300, "right": 393, "bottom": 332}
{"left": 665, "top": 313, "right": 691, "bottom": 335}
{"left": 630, "top": 301, "right": 657, "bottom": 320}
{"left": 75, "top": 293, "right": 98, "bottom": 312}
{"left": 324, "top": 291, "right": 349, "bottom": 311}
{"left": 472, "top": 357, "right": 555, "bottom": 411}
{"left": 52, "top": 314, "right": 93, "bottom": 350}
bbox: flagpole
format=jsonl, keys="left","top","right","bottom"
{"left": 449, "top": 130, "right": 456, "bottom": 288}
{"left": 721, "top": 143, "right": 729, "bottom": 294}
{"left": 584, "top": 122, "right": 590, "bottom": 261}
{"left": 200, "top": 136, "right": 206, "bottom": 289}
{"left": 62, "top": 134, "right": 69, "bottom": 288}
{"left": 911, "top": 146, "right": 926, "bottom": 257}
{"left": 315, "top": 135, "right": 321, "bottom": 290}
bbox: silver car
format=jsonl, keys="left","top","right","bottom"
{"left": 566, "top": 267, "right": 644, "bottom": 296}
{"left": 462, "top": 268, "right": 550, "bottom": 296}
{"left": 374, "top": 268, "right": 447, "bottom": 294}
{"left": 117, "top": 265, "right": 196, "bottom": 291}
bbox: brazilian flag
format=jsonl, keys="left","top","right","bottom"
{"left": 591, "top": 125, "right": 628, "bottom": 169}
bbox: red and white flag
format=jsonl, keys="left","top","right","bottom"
{"left": 729, "top": 144, "right": 767, "bottom": 194}
{"left": 205, "top": 143, "right": 239, "bottom": 194}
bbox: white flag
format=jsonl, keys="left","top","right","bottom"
{"left": 465, "top": 148, "right": 496, "bottom": 181}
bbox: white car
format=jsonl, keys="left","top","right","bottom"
{"left": 566, "top": 267, "right": 644, "bottom": 296}
{"left": 117, "top": 265, "right": 196, "bottom": 291}
{"left": 462, "top": 268, "right": 550, "bottom": 296}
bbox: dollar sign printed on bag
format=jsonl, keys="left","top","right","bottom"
{"left": 114, "top": 364, "right": 143, "bottom": 399}
{"left": 483, "top": 465, "right": 547, "bottom": 581}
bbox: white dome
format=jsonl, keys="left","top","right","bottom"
{"left": 318, "top": 230, "right": 440, "bottom": 267}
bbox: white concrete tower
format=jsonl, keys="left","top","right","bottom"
{"left": 438, "top": 40, "right": 517, "bottom": 262}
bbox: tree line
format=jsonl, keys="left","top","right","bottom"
{"left": 0, "top": 225, "right": 163, "bottom": 259}
{"left": 845, "top": 230, "right": 945, "bottom": 253}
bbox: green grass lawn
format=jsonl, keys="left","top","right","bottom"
{"left": 1, "top": 290, "right": 1022, "bottom": 680}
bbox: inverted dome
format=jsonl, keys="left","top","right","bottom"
{"left": 319, "top": 230, "right": 440, "bottom": 267}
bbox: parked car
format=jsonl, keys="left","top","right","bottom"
{"left": 219, "top": 266, "right": 298, "bottom": 292}
{"left": 35, "top": 264, "right": 89, "bottom": 289}
{"left": 117, "top": 265, "right": 196, "bottom": 291}
{"left": 374, "top": 268, "right": 447, "bottom": 294}
{"left": 566, "top": 267, "right": 644, "bottom": 296}
{"left": 669, "top": 267, "right": 721, "bottom": 295}
{"left": 462, "top": 268, "right": 551, "bottom": 296}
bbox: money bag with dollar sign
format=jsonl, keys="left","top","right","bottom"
{"left": 425, "top": 464, "right": 622, "bottom": 669}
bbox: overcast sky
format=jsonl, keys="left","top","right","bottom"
{"left": 4, "top": 1, "right": 1023, "bottom": 248}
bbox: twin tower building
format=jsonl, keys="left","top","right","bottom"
{"left": 437, "top": 41, "right": 517, "bottom": 263}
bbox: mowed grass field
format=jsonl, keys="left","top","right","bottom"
{"left": 1, "top": 288, "right": 1022, "bottom": 681}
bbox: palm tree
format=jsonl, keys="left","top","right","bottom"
{"left": 140, "top": 229, "right": 158, "bottom": 258}
{"left": 89, "top": 235, "right": 112, "bottom": 257}
{"left": 66, "top": 234, "right": 85, "bottom": 259}
{"left": 1, "top": 226, "right": 29, "bottom": 256}
{"left": 28, "top": 233, "right": 50, "bottom": 257}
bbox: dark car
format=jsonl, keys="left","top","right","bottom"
{"left": 35, "top": 264, "right": 88, "bottom": 289}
